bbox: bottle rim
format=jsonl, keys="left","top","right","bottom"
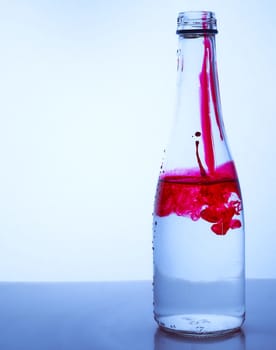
{"left": 176, "top": 11, "right": 218, "bottom": 35}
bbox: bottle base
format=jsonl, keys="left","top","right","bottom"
{"left": 155, "top": 314, "right": 244, "bottom": 337}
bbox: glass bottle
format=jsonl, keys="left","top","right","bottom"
{"left": 153, "top": 11, "right": 245, "bottom": 336}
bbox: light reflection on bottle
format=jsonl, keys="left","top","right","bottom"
{"left": 154, "top": 328, "right": 245, "bottom": 350}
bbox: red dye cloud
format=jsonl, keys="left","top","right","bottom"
{"left": 155, "top": 162, "right": 242, "bottom": 235}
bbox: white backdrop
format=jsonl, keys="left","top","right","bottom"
{"left": 0, "top": 0, "right": 275, "bottom": 281}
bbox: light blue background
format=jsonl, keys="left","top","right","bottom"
{"left": 0, "top": 0, "right": 275, "bottom": 281}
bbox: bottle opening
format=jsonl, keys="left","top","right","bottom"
{"left": 176, "top": 11, "right": 218, "bottom": 35}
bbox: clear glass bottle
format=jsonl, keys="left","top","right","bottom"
{"left": 153, "top": 11, "right": 245, "bottom": 336}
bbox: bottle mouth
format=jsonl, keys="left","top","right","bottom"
{"left": 176, "top": 11, "right": 218, "bottom": 35}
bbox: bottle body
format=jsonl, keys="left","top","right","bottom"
{"left": 153, "top": 12, "right": 245, "bottom": 336}
{"left": 153, "top": 207, "right": 245, "bottom": 335}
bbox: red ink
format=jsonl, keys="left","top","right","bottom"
{"left": 199, "top": 35, "right": 224, "bottom": 174}
{"left": 195, "top": 140, "right": 207, "bottom": 177}
{"left": 199, "top": 36, "right": 215, "bottom": 175}
{"left": 155, "top": 161, "right": 242, "bottom": 235}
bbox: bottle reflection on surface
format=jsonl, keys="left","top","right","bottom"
{"left": 154, "top": 328, "right": 245, "bottom": 350}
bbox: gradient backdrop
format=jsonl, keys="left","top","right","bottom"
{"left": 0, "top": 0, "right": 275, "bottom": 281}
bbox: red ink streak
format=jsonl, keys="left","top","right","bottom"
{"left": 199, "top": 37, "right": 215, "bottom": 175}
{"left": 155, "top": 161, "right": 242, "bottom": 235}
{"left": 200, "top": 12, "right": 223, "bottom": 140}
{"left": 195, "top": 140, "right": 207, "bottom": 177}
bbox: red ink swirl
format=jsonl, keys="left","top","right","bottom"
{"left": 155, "top": 162, "right": 242, "bottom": 235}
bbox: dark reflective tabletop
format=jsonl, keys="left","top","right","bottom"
{"left": 0, "top": 280, "right": 275, "bottom": 349}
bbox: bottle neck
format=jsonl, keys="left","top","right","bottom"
{"left": 175, "top": 33, "right": 225, "bottom": 176}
